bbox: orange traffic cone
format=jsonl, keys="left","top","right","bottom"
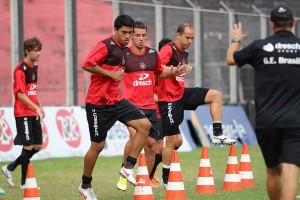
{"left": 23, "top": 164, "right": 40, "bottom": 200}
{"left": 163, "top": 150, "right": 187, "bottom": 200}
{"left": 134, "top": 153, "right": 154, "bottom": 200}
{"left": 239, "top": 143, "right": 255, "bottom": 188}
{"left": 196, "top": 147, "right": 216, "bottom": 194}
{"left": 223, "top": 145, "right": 243, "bottom": 191}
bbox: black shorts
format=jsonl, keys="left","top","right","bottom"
{"left": 140, "top": 109, "right": 159, "bottom": 141}
{"left": 157, "top": 118, "right": 164, "bottom": 140}
{"left": 86, "top": 99, "right": 146, "bottom": 142}
{"left": 256, "top": 128, "right": 300, "bottom": 168}
{"left": 14, "top": 116, "right": 43, "bottom": 146}
{"left": 158, "top": 87, "right": 209, "bottom": 136}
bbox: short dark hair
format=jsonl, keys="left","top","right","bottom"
{"left": 24, "top": 37, "right": 42, "bottom": 57}
{"left": 177, "top": 23, "right": 194, "bottom": 34}
{"left": 270, "top": 5, "right": 294, "bottom": 28}
{"left": 158, "top": 38, "right": 172, "bottom": 51}
{"left": 114, "top": 14, "right": 134, "bottom": 30}
{"left": 134, "top": 21, "right": 147, "bottom": 32}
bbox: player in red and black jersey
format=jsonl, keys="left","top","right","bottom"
{"left": 116, "top": 22, "right": 191, "bottom": 191}
{"left": 78, "top": 15, "right": 151, "bottom": 199}
{"left": 157, "top": 24, "right": 236, "bottom": 188}
{"left": 2, "top": 37, "right": 44, "bottom": 189}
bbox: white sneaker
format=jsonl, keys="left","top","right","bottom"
{"left": 119, "top": 166, "right": 137, "bottom": 186}
{"left": 212, "top": 135, "right": 236, "bottom": 146}
{"left": 160, "top": 179, "right": 168, "bottom": 189}
{"left": 2, "top": 165, "right": 14, "bottom": 187}
{"left": 79, "top": 184, "right": 97, "bottom": 200}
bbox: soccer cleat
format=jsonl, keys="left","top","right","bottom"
{"left": 153, "top": 172, "right": 160, "bottom": 183}
{"left": 116, "top": 176, "right": 127, "bottom": 191}
{"left": 119, "top": 166, "right": 137, "bottom": 186}
{"left": 2, "top": 165, "right": 14, "bottom": 187}
{"left": 160, "top": 179, "right": 168, "bottom": 189}
{"left": 79, "top": 183, "right": 97, "bottom": 200}
{"left": 0, "top": 187, "right": 6, "bottom": 195}
{"left": 150, "top": 178, "right": 160, "bottom": 188}
{"left": 212, "top": 135, "right": 236, "bottom": 146}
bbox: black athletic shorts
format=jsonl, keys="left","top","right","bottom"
{"left": 256, "top": 128, "right": 300, "bottom": 168}
{"left": 158, "top": 87, "right": 209, "bottom": 136}
{"left": 157, "top": 118, "right": 164, "bottom": 140}
{"left": 86, "top": 99, "right": 147, "bottom": 142}
{"left": 14, "top": 116, "right": 43, "bottom": 146}
{"left": 140, "top": 109, "right": 159, "bottom": 141}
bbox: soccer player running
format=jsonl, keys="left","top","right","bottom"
{"left": 227, "top": 5, "right": 300, "bottom": 200}
{"left": 78, "top": 15, "right": 152, "bottom": 200}
{"left": 157, "top": 23, "right": 236, "bottom": 188}
{"left": 117, "top": 22, "right": 191, "bottom": 191}
{"left": 2, "top": 37, "right": 45, "bottom": 190}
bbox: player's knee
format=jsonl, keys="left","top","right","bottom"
{"left": 207, "top": 89, "right": 222, "bottom": 103}
{"left": 91, "top": 141, "right": 105, "bottom": 153}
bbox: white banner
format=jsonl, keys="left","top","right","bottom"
{"left": 0, "top": 106, "right": 194, "bottom": 162}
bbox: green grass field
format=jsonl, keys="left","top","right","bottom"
{"left": 1, "top": 145, "right": 298, "bottom": 199}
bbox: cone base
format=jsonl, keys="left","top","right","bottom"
{"left": 196, "top": 185, "right": 216, "bottom": 194}
{"left": 164, "top": 190, "right": 188, "bottom": 200}
{"left": 241, "top": 179, "right": 255, "bottom": 188}
{"left": 223, "top": 182, "right": 243, "bottom": 191}
{"left": 134, "top": 194, "right": 154, "bottom": 200}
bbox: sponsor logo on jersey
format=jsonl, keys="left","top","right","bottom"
{"left": 263, "top": 43, "right": 274, "bottom": 52}
{"left": 263, "top": 42, "right": 300, "bottom": 53}
{"left": 133, "top": 73, "right": 152, "bottom": 86}
{"left": 28, "top": 84, "right": 37, "bottom": 96}
{"left": 176, "top": 75, "right": 185, "bottom": 82}
{"left": 148, "top": 49, "right": 155, "bottom": 53}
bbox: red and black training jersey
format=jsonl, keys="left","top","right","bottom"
{"left": 13, "top": 61, "right": 38, "bottom": 117}
{"left": 122, "top": 46, "right": 163, "bottom": 109}
{"left": 156, "top": 42, "right": 188, "bottom": 102}
{"left": 83, "top": 36, "right": 126, "bottom": 105}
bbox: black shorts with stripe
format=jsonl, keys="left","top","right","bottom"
{"left": 86, "top": 99, "right": 147, "bottom": 142}
{"left": 158, "top": 87, "right": 209, "bottom": 136}
{"left": 14, "top": 116, "right": 43, "bottom": 146}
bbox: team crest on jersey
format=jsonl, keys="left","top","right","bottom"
{"left": 110, "top": 41, "right": 115, "bottom": 45}
{"left": 140, "top": 61, "right": 146, "bottom": 70}
{"left": 32, "top": 74, "right": 35, "bottom": 80}
{"left": 23, "top": 65, "right": 27, "bottom": 70}
{"left": 181, "top": 59, "right": 186, "bottom": 65}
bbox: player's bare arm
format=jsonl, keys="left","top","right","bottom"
{"left": 83, "top": 65, "right": 124, "bottom": 81}
{"left": 17, "top": 92, "right": 44, "bottom": 120}
{"left": 227, "top": 22, "right": 246, "bottom": 65}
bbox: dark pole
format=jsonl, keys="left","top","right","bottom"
{"left": 72, "top": 0, "right": 78, "bottom": 105}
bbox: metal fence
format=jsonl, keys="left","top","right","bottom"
{"left": 0, "top": 0, "right": 299, "bottom": 107}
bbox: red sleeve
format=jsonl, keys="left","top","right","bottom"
{"left": 82, "top": 41, "right": 108, "bottom": 68}
{"left": 154, "top": 54, "right": 163, "bottom": 75}
{"left": 14, "top": 70, "right": 26, "bottom": 94}
{"left": 159, "top": 45, "right": 173, "bottom": 65}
